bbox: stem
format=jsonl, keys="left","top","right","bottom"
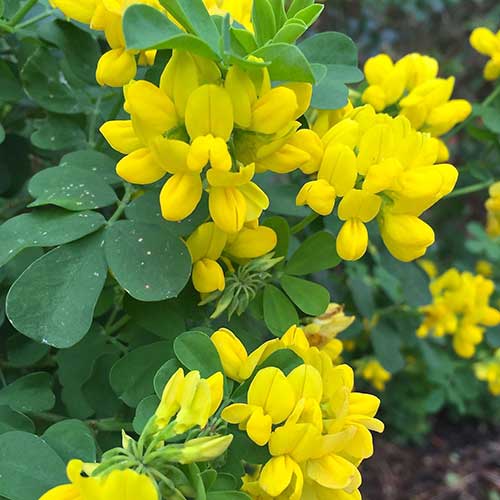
{"left": 107, "top": 183, "right": 133, "bottom": 226}
{"left": 29, "top": 412, "right": 134, "bottom": 432}
{"left": 446, "top": 180, "right": 493, "bottom": 199}
{"left": 9, "top": 0, "right": 38, "bottom": 26}
{"left": 107, "top": 314, "right": 131, "bottom": 336}
{"left": 0, "top": 20, "right": 14, "bottom": 32}
{"left": 88, "top": 95, "right": 103, "bottom": 148}
{"left": 445, "top": 83, "right": 500, "bottom": 138}
{"left": 15, "top": 10, "right": 52, "bottom": 29}
{"left": 291, "top": 212, "right": 319, "bottom": 234}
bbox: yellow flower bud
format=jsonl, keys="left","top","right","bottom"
{"left": 187, "top": 222, "right": 227, "bottom": 262}
{"left": 96, "top": 48, "right": 137, "bottom": 88}
{"left": 336, "top": 219, "right": 369, "bottom": 261}
{"left": 211, "top": 328, "right": 248, "bottom": 382}
{"left": 296, "top": 180, "right": 336, "bottom": 216}
{"left": 225, "top": 225, "right": 277, "bottom": 260}
{"left": 318, "top": 143, "right": 358, "bottom": 196}
{"left": 192, "top": 258, "right": 225, "bottom": 293}
{"left": 177, "top": 435, "right": 233, "bottom": 464}
{"left": 160, "top": 173, "right": 203, "bottom": 221}
{"left": 251, "top": 87, "right": 298, "bottom": 135}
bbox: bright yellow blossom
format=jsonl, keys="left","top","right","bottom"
{"left": 155, "top": 368, "right": 224, "bottom": 433}
{"left": 418, "top": 268, "right": 500, "bottom": 358}
{"left": 39, "top": 459, "right": 158, "bottom": 500}
{"left": 470, "top": 27, "right": 500, "bottom": 80}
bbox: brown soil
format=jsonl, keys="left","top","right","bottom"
{"left": 361, "top": 421, "right": 500, "bottom": 500}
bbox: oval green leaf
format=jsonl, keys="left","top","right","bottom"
{"left": 280, "top": 274, "right": 329, "bottom": 315}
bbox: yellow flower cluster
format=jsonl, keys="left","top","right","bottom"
{"left": 40, "top": 459, "right": 159, "bottom": 500}
{"left": 475, "top": 349, "right": 500, "bottom": 396}
{"left": 485, "top": 181, "right": 500, "bottom": 237}
{"left": 418, "top": 268, "right": 500, "bottom": 358}
{"left": 359, "top": 359, "right": 391, "bottom": 391}
{"left": 361, "top": 52, "right": 472, "bottom": 161}
{"left": 470, "top": 27, "right": 500, "bottom": 81}
{"left": 40, "top": 368, "right": 231, "bottom": 500}
{"left": 212, "top": 326, "right": 384, "bottom": 499}
{"left": 49, "top": 0, "right": 253, "bottom": 87}
{"left": 298, "top": 104, "right": 458, "bottom": 261}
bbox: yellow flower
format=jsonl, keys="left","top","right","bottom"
{"left": 39, "top": 459, "right": 158, "bottom": 500}
{"left": 418, "top": 259, "right": 438, "bottom": 279}
{"left": 225, "top": 223, "right": 277, "bottom": 260}
{"left": 470, "top": 27, "right": 500, "bottom": 80}
{"left": 476, "top": 259, "right": 494, "bottom": 278}
{"left": 360, "top": 359, "right": 391, "bottom": 391}
{"left": 362, "top": 54, "right": 406, "bottom": 111}
{"left": 419, "top": 269, "right": 500, "bottom": 358}
{"left": 485, "top": 182, "right": 500, "bottom": 237}
{"left": 475, "top": 350, "right": 500, "bottom": 396}
{"left": 155, "top": 368, "right": 224, "bottom": 433}
{"left": 303, "top": 303, "right": 355, "bottom": 348}
{"left": 205, "top": 0, "right": 254, "bottom": 32}
{"left": 222, "top": 367, "right": 296, "bottom": 445}
{"left": 336, "top": 189, "right": 382, "bottom": 261}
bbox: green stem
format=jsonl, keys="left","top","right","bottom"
{"left": 445, "top": 83, "right": 500, "bottom": 138}
{"left": 0, "top": 20, "right": 14, "bottom": 33}
{"left": 29, "top": 412, "right": 134, "bottom": 432}
{"left": 446, "top": 180, "right": 493, "bottom": 199}
{"left": 291, "top": 212, "right": 319, "bottom": 234}
{"left": 9, "top": 0, "right": 38, "bottom": 26}
{"left": 88, "top": 95, "right": 103, "bottom": 148}
{"left": 15, "top": 10, "right": 52, "bottom": 29}
{"left": 107, "top": 314, "right": 131, "bottom": 336}
{"left": 107, "top": 183, "right": 133, "bottom": 226}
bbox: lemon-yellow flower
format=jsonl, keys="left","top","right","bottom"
{"left": 470, "top": 27, "right": 500, "bottom": 80}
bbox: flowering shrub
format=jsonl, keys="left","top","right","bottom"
{"left": 0, "top": 0, "right": 499, "bottom": 498}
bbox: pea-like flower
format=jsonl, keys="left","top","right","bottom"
{"left": 470, "top": 27, "right": 500, "bottom": 81}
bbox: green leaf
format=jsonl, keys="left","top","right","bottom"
{"left": 105, "top": 220, "right": 191, "bottom": 302}
{"left": 252, "top": 43, "right": 314, "bottom": 83}
{"left": 31, "top": 113, "right": 86, "bottom": 151}
{"left": 280, "top": 275, "right": 329, "bottom": 315}
{"left": 0, "top": 122, "right": 4, "bottom": 144}
{"left": 7, "top": 335, "right": 50, "bottom": 368}
{"left": 286, "top": 231, "right": 340, "bottom": 275}
{"left": 124, "top": 4, "right": 219, "bottom": 59}
{"left": 161, "top": 0, "right": 220, "bottom": 51}
{"left": 28, "top": 167, "right": 117, "bottom": 211}
{"left": 371, "top": 321, "right": 405, "bottom": 373}
{"left": 294, "top": 4, "right": 323, "bottom": 27}
{"left": 110, "top": 341, "right": 171, "bottom": 407}
{"left": 60, "top": 150, "right": 121, "bottom": 185}
{"left": 253, "top": 0, "right": 277, "bottom": 46}
{"left": 265, "top": 183, "right": 309, "bottom": 217}
{"left": 347, "top": 272, "right": 375, "bottom": 319}
{"left": 287, "top": 0, "right": 314, "bottom": 17}
{"left": 133, "top": 395, "right": 160, "bottom": 433}
{"left": 42, "top": 420, "right": 96, "bottom": 463}
{"left": 0, "top": 373, "right": 55, "bottom": 413}
{"left": 0, "top": 432, "right": 66, "bottom": 500}
{"left": 57, "top": 324, "right": 118, "bottom": 419}
{"left": 6, "top": 232, "right": 108, "bottom": 348}
{"left": 39, "top": 20, "right": 100, "bottom": 85}
{"left": 0, "top": 407, "right": 34, "bottom": 436}
{"left": 174, "top": 331, "right": 223, "bottom": 378}
{"left": 262, "top": 216, "right": 290, "bottom": 258}
{"left": 125, "top": 189, "right": 209, "bottom": 236}
{"left": 299, "top": 31, "right": 358, "bottom": 66}
{"left": 263, "top": 284, "right": 299, "bottom": 336}
{"left": 299, "top": 32, "right": 361, "bottom": 109}
{"left": 210, "top": 473, "right": 237, "bottom": 491}
{"left": 0, "top": 60, "right": 23, "bottom": 103}
{"left": 0, "top": 208, "right": 105, "bottom": 267}
{"left": 272, "top": 19, "right": 307, "bottom": 44}
{"left": 124, "top": 297, "right": 186, "bottom": 340}
{"left": 154, "top": 359, "right": 181, "bottom": 397}
{"left": 21, "top": 46, "right": 89, "bottom": 114}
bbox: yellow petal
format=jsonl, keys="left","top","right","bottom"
{"left": 282, "top": 82, "right": 313, "bottom": 118}
{"left": 186, "top": 222, "right": 227, "bottom": 262}
{"left": 470, "top": 27, "right": 500, "bottom": 56}
{"left": 192, "top": 259, "right": 225, "bottom": 294}
{"left": 251, "top": 87, "right": 298, "bottom": 135}
{"left": 318, "top": 143, "right": 358, "bottom": 196}
{"left": 221, "top": 403, "right": 254, "bottom": 424}
{"left": 364, "top": 54, "right": 394, "bottom": 85}
{"left": 96, "top": 48, "right": 137, "bottom": 88}
{"left": 337, "top": 189, "right": 381, "bottom": 222}
{"left": 100, "top": 120, "right": 142, "bottom": 154}
{"left": 49, "top": 0, "right": 97, "bottom": 23}
{"left": 225, "top": 225, "right": 277, "bottom": 259}
{"left": 116, "top": 148, "right": 166, "bottom": 184}
{"left": 296, "top": 179, "right": 336, "bottom": 216}
{"left": 185, "top": 84, "right": 234, "bottom": 141}
{"left": 160, "top": 173, "right": 203, "bottom": 221}
{"left": 100, "top": 468, "right": 158, "bottom": 500}
{"left": 209, "top": 187, "right": 247, "bottom": 233}
{"left": 307, "top": 454, "right": 358, "bottom": 490}
{"left": 126, "top": 81, "right": 178, "bottom": 143}
{"left": 287, "top": 364, "right": 323, "bottom": 402}
{"left": 211, "top": 328, "right": 248, "bottom": 382}
{"left": 336, "top": 220, "right": 369, "bottom": 261}
{"left": 259, "top": 456, "right": 295, "bottom": 497}
{"left": 247, "top": 407, "right": 273, "bottom": 445}
{"left": 149, "top": 138, "right": 190, "bottom": 174}
{"left": 207, "top": 371, "right": 224, "bottom": 415}
{"left": 225, "top": 65, "right": 256, "bottom": 128}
